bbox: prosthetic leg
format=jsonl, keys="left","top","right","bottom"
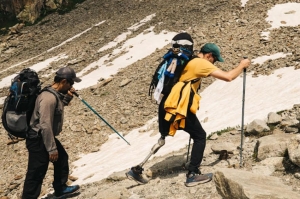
{"left": 126, "top": 136, "right": 166, "bottom": 184}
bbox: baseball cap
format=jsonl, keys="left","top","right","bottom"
{"left": 200, "top": 43, "right": 224, "bottom": 62}
{"left": 55, "top": 67, "right": 81, "bottom": 82}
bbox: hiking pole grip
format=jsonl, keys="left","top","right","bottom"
{"left": 72, "top": 91, "right": 79, "bottom": 97}
{"left": 243, "top": 56, "right": 248, "bottom": 73}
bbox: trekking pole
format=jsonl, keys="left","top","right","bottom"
{"left": 73, "top": 92, "right": 131, "bottom": 146}
{"left": 186, "top": 136, "right": 191, "bottom": 163}
{"left": 240, "top": 57, "right": 247, "bottom": 167}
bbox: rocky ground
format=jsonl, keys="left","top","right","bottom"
{"left": 1, "top": 0, "right": 300, "bottom": 198}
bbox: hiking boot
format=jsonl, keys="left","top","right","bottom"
{"left": 126, "top": 166, "right": 148, "bottom": 185}
{"left": 185, "top": 172, "right": 213, "bottom": 187}
{"left": 55, "top": 185, "right": 80, "bottom": 198}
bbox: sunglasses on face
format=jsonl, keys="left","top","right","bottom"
{"left": 173, "top": 43, "right": 180, "bottom": 48}
{"left": 212, "top": 55, "right": 218, "bottom": 63}
{"left": 67, "top": 79, "right": 74, "bottom": 86}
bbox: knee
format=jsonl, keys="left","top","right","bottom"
{"left": 27, "top": 167, "right": 47, "bottom": 181}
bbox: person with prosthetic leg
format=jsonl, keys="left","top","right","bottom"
{"left": 127, "top": 32, "right": 195, "bottom": 185}
{"left": 127, "top": 41, "right": 251, "bottom": 186}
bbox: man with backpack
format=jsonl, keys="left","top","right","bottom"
{"left": 22, "top": 67, "right": 81, "bottom": 199}
{"left": 127, "top": 41, "right": 250, "bottom": 187}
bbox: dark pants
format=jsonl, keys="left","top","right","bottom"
{"left": 159, "top": 95, "right": 206, "bottom": 174}
{"left": 22, "top": 137, "right": 69, "bottom": 199}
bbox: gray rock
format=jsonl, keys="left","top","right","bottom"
{"left": 285, "top": 127, "right": 298, "bottom": 133}
{"left": 209, "top": 133, "right": 219, "bottom": 140}
{"left": 288, "top": 135, "right": 300, "bottom": 167}
{"left": 267, "top": 112, "right": 282, "bottom": 124}
{"left": 281, "top": 118, "right": 299, "bottom": 127}
{"left": 252, "top": 157, "right": 285, "bottom": 176}
{"left": 246, "top": 119, "right": 270, "bottom": 135}
{"left": 214, "top": 168, "right": 300, "bottom": 199}
{"left": 119, "top": 79, "right": 132, "bottom": 87}
{"left": 211, "top": 142, "right": 236, "bottom": 154}
{"left": 255, "top": 134, "right": 293, "bottom": 161}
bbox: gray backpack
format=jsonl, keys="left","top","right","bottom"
{"left": 1, "top": 68, "right": 41, "bottom": 139}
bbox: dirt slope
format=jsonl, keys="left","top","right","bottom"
{"left": 1, "top": 0, "right": 300, "bottom": 198}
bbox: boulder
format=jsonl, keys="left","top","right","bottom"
{"left": 214, "top": 168, "right": 300, "bottom": 199}
{"left": 211, "top": 142, "right": 236, "bottom": 154}
{"left": 252, "top": 157, "right": 285, "bottom": 176}
{"left": 255, "top": 133, "right": 293, "bottom": 161}
{"left": 281, "top": 118, "right": 299, "bottom": 128}
{"left": 287, "top": 134, "right": 300, "bottom": 167}
{"left": 267, "top": 112, "right": 282, "bottom": 124}
{"left": 246, "top": 119, "right": 270, "bottom": 136}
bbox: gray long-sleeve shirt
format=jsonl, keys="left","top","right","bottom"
{"left": 30, "top": 87, "right": 64, "bottom": 154}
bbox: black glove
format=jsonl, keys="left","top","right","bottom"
{"left": 62, "top": 94, "right": 73, "bottom": 106}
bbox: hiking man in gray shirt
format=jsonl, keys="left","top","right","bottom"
{"left": 22, "top": 67, "right": 81, "bottom": 199}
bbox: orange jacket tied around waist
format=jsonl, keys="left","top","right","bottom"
{"left": 164, "top": 80, "right": 201, "bottom": 136}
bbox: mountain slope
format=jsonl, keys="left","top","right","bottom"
{"left": 1, "top": 0, "right": 300, "bottom": 198}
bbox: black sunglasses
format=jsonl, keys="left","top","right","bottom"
{"left": 212, "top": 55, "right": 218, "bottom": 63}
{"left": 67, "top": 79, "right": 74, "bottom": 86}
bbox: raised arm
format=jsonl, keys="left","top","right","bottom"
{"left": 210, "top": 58, "right": 250, "bottom": 82}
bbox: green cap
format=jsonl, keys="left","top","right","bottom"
{"left": 200, "top": 43, "right": 224, "bottom": 62}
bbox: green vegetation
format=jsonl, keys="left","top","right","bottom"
{"left": 252, "top": 151, "right": 258, "bottom": 161}
{"left": 267, "top": 123, "right": 277, "bottom": 132}
{"left": 207, "top": 126, "right": 237, "bottom": 139}
{"left": 276, "top": 110, "right": 285, "bottom": 115}
{"left": 256, "top": 131, "right": 273, "bottom": 138}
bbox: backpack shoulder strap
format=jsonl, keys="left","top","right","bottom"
{"left": 40, "top": 87, "right": 60, "bottom": 108}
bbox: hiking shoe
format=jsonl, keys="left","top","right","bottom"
{"left": 185, "top": 172, "right": 213, "bottom": 187}
{"left": 126, "top": 166, "right": 148, "bottom": 185}
{"left": 55, "top": 185, "right": 80, "bottom": 198}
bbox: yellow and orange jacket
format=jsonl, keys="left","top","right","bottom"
{"left": 164, "top": 80, "right": 200, "bottom": 136}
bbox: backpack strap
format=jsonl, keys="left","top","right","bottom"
{"left": 191, "top": 78, "right": 202, "bottom": 93}
{"left": 182, "top": 78, "right": 202, "bottom": 96}
{"left": 40, "top": 87, "right": 60, "bottom": 111}
{"left": 189, "top": 78, "right": 200, "bottom": 84}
